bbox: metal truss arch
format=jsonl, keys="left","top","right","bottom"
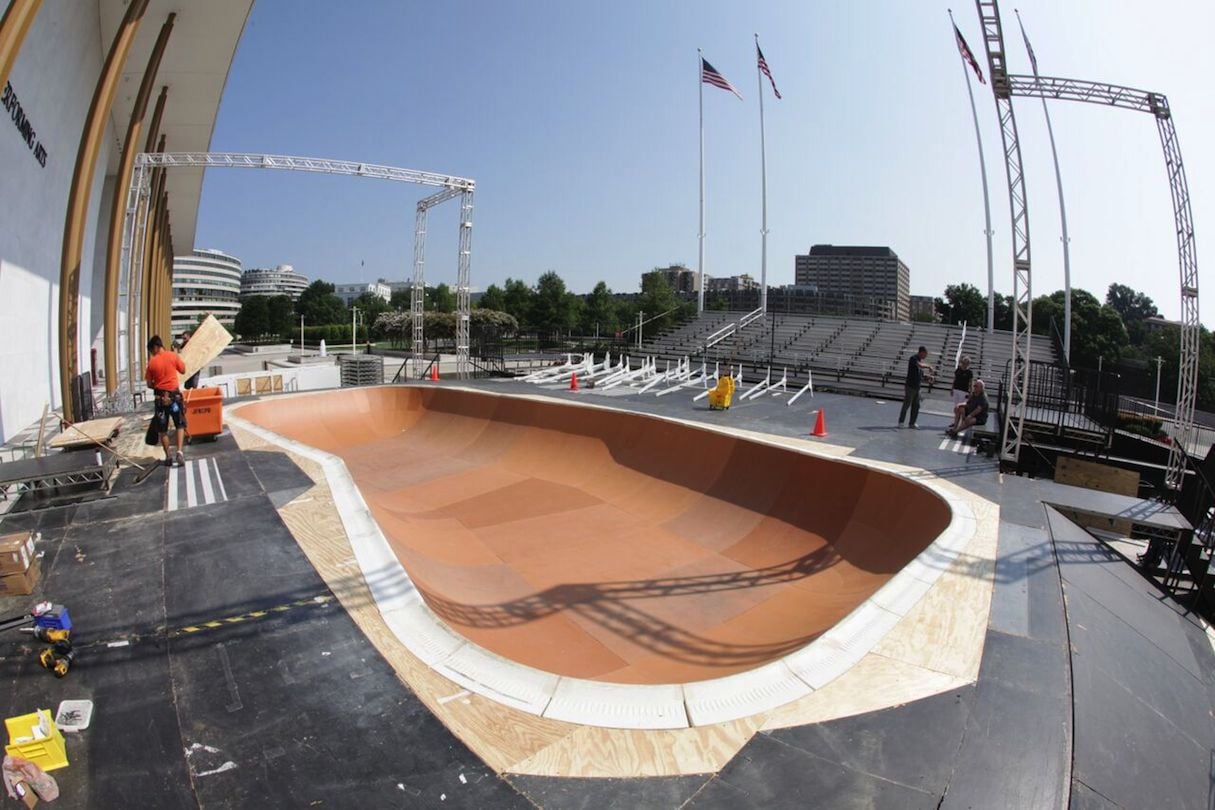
{"left": 134, "top": 152, "right": 475, "bottom": 191}
{"left": 1001, "top": 80, "right": 1199, "bottom": 492}
{"left": 115, "top": 152, "right": 475, "bottom": 402}
{"left": 975, "top": 3, "right": 1201, "bottom": 491}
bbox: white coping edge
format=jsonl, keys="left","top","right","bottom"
{"left": 227, "top": 388, "right": 978, "bottom": 730}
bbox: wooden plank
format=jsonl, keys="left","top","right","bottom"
{"left": 48, "top": 417, "right": 125, "bottom": 449}
{"left": 179, "top": 314, "right": 232, "bottom": 383}
{"left": 1054, "top": 456, "right": 1140, "bottom": 497}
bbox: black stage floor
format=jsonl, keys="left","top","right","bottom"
{"left": 0, "top": 382, "right": 1210, "bottom": 809}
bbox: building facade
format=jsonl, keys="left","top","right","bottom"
{"left": 334, "top": 281, "right": 391, "bottom": 305}
{"left": 0, "top": 2, "right": 250, "bottom": 439}
{"left": 171, "top": 249, "right": 243, "bottom": 334}
{"left": 705, "top": 274, "right": 759, "bottom": 293}
{"left": 241, "top": 264, "right": 309, "bottom": 300}
{"left": 909, "top": 295, "right": 939, "bottom": 322}
{"left": 649, "top": 265, "right": 699, "bottom": 294}
{"left": 794, "top": 245, "right": 911, "bottom": 321}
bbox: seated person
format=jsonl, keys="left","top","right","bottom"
{"left": 947, "top": 379, "right": 989, "bottom": 438}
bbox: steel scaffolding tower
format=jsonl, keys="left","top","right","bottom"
{"left": 113, "top": 152, "right": 475, "bottom": 405}
{"left": 412, "top": 186, "right": 462, "bottom": 376}
{"left": 974, "top": 2, "right": 1201, "bottom": 490}
{"left": 975, "top": 0, "right": 1034, "bottom": 467}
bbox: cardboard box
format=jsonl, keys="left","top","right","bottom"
{"left": 12, "top": 779, "right": 38, "bottom": 808}
{"left": 0, "top": 531, "right": 35, "bottom": 576}
{"left": 0, "top": 556, "right": 40, "bottom": 596}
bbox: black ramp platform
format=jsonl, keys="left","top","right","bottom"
{"left": 0, "top": 450, "right": 115, "bottom": 494}
{"left": 0, "top": 434, "right": 531, "bottom": 808}
{"left": 1046, "top": 506, "right": 1215, "bottom": 809}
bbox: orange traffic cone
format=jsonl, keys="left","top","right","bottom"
{"left": 569, "top": 372, "right": 579, "bottom": 391}
{"left": 812, "top": 409, "right": 828, "bottom": 437}
{"left": 430, "top": 363, "right": 440, "bottom": 381}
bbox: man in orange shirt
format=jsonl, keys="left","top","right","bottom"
{"left": 145, "top": 335, "right": 187, "bottom": 466}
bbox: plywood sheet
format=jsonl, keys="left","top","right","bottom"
{"left": 1055, "top": 455, "right": 1139, "bottom": 497}
{"left": 179, "top": 314, "right": 232, "bottom": 382}
{"left": 49, "top": 417, "right": 124, "bottom": 448}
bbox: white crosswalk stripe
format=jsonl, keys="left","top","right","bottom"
{"left": 166, "top": 458, "right": 230, "bottom": 511}
{"left": 938, "top": 437, "right": 977, "bottom": 455}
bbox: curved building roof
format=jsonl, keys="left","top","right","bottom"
{"left": 102, "top": 0, "right": 254, "bottom": 254}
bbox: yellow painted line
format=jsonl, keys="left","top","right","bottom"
{"left": 168, "top": 594, "right": 333, "bottom": 638}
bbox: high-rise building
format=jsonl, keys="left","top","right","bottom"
{"left": 241, "top": 264, "right": 310, "bottom": 300}
{"left": 647, "top": 265, "right": 699, "bottom": 294}
{"left": 794, "top": 245, "right": 910, "bottom": 321}
{"left": 171, "top": 249, "right": 243, "bottom": 334}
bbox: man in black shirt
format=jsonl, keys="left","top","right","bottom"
{"left": 898, "top": 346, "right": 933, "bottom": 429}
{"left": 947, "top": 379, "right": 990, "bottom": 437}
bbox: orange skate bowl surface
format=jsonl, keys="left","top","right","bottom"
{"left": 238, "top": 386, "right": 953, "bottom": 685}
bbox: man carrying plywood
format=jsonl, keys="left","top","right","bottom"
{"left": 176, "top": 315, "right": 232, "bottom": 389}
{"left": 145, "top": 335, "right": 187, "bottom": 467}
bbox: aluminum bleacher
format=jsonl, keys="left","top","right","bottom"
{"left": 637, "top": 312, "right": 1062, "bottom": 398}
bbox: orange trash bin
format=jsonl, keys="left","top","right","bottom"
{"left": 183, "top": 387, "right": 224, "bottom": 440}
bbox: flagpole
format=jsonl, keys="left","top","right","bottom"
{"left": 950, "top": 10, "right": 994, "bottom": 335}
{"left": 1016, "top": 9, "right": 1071, "bottom": 362}
{"left": 756, "top": 34, "right": 769, "bottom": 318}
{"left": 697, "top": 49, "right": 706, "bottom": 314}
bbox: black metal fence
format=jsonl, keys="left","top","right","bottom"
{"left": 1005, "top": 359, "right": 1121, "bottom": 449}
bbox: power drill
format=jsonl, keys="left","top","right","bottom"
{"left": 30, "top": 603, "right": 73, "bottom": 678}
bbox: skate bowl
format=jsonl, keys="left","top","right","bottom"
{"left": 234, "top": 385, "right": 973, "bottom": 728}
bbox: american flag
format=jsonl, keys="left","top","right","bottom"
{"left": 1018, "top": 20, "right": 1039, "bottom": 75}
{"left": 701, "top": 57, "right": 743, "bottom": 100}
{"left": 953, "top": 24, "right": 986, "bottom": 85}
{"left": 756, "top": 43, "right": 781, "bottom": 99}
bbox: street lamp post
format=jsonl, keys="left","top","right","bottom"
{"left": 1154, "top": 355, "right": 1164, "bottom": 414}
{"left": 351, "top": 306, "right": 360, "bottom": 355}
{"left": 299, "top": 315, "right": 304, "bottom": 361}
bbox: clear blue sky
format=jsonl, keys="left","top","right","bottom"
{"left": 194, "top": 0, "right": 1215, "bottom": 324}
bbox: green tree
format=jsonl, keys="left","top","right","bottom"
{"left": 470, "top": 309, "right": 519, "bottom": 341}
{"left": 390, "top": 287, "right": 413, "bottom": 310}
{"left": 502, "top": 277, "right": 535, "bottom": 329}
{"left": 424, "top": 311, "right": 457, "bottom": 342}
{"left": 532, "top": 271, "right": 579, "bottom": 339}
{"left": 638, "top": 271, "right": 680, "bottom": 338}
{"left": 352, "top": 292, "right": 392, "bottom": 324}
{"left": 234, "top": 295, "right": 270, "bottom": 339}
{"left": 1139, "top": 324, "right": 1215, "bottom": 411}
{"left": 478, "top": 284, "right": 506, "bottom": 311}
{"left": 296, "top": 280, "right": 347, "bottom": 325}
{"left": 581, "top": 281, "right": 619, "bottom": 336}
{"left": 1106, "top": 282, "right": 1159, "bottom": 344}
{"left": 373, "top": 311, "right": 409, "bottom": 346}
{"left": 939, "top": 283, "right": 987, "bottom": 326}
{"left": 426, "top": 283, "right": 456, "bottom": 313}
{"left": 1030, "top": 292, "right": 1064, "bottom": 338}
{"left": 1032, "top": 289, "right": 1127, "bottom": 369}
{"left": 266, "top": 295, "right": 296, "bottom": 337}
